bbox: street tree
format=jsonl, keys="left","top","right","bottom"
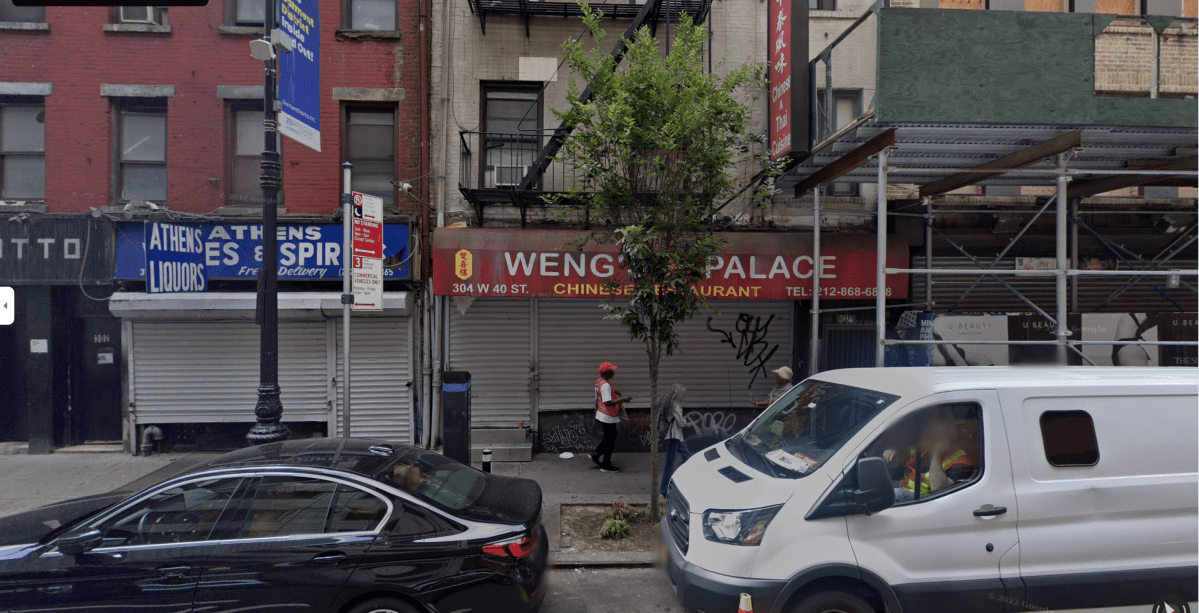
{"left": 551, "top": 5, "right": 775, "bottom": 522}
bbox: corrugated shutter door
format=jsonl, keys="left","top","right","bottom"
{"left": 131, "top": 320, "right": 329, "bottom": 423}
{"left": 447, "top": 298, "right": 532, "bottom": 428}
{"left": 334, "top": 318, "right": 411, "bottom": 442}
{"left": 536, "top": 300, "right": 793, "bottom": 411}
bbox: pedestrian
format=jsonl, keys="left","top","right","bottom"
{"left": 750, "top": 366, "right": 794, "bottom": 408}
{"left": 658, "top": 383, "right": 690, "bottom": 498}
{"left": 591, "top": 361, "right": 631, "bottom": 473}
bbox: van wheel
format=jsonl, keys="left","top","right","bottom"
{"left": 787, "top": 590, "right": 876, "bottom": 613}
{"left": 344, "top": 598, "right": 420, "bottom": 613}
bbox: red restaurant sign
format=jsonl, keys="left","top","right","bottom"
{"left": 768, "top": 0, "right": 793, "bottom": 160}
{"left": 433, "top": 228, "right": 908, "bottom": 300}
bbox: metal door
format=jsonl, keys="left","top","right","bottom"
{"left": 77, "top": 317, "right": 122, "bottom": 442}
{"left": 822, "top": 324, "right": 875, "bottom": 371}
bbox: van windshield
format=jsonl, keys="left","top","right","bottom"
{"left": 729, "top": 379, "right": 900, "bottom": 479}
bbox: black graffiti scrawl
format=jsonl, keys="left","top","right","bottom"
{"left": 708, "top": 313, "right": 780, "bottom": 387}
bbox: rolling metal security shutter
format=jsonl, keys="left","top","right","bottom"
{"left": 333, "top": 318, "right": 412, "bottom": 442}
{"left": 447, "top": 298, "right": 532, "bottom": 428}
{"left": 130, "top": 320, "right": 329, "bottom": 424}
{"left": 536, "top": 300, "right": 793, "bottom": 411}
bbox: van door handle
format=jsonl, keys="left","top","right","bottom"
{"left": 973, "top": 505, "right": 1007, "bottom": 517}
{"left": 311, "top": 552, "right": 348, "bottom": 565}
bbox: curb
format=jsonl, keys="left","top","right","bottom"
{"left": 549, "top": 551, "right": 661, "bottom": 568}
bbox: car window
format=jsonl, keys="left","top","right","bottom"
{"left": 234, "top": 476, "right": 388, "bottom": 539}
{"left": 861, "top": 403, "right": 983, "bottom": 505}
{"left": 381, "top": 449, "right": 488, "bottom": 512}
{"left": 92, "top": 477, "right": 243, "bottom": 548}
{"left": 390, "top": 502, "right": 457, "bottom": 540}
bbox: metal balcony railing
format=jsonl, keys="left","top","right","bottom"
{"left": 458, "top": 130, "right": 587, "bottom": 205}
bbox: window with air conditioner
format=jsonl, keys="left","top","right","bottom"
{"left": 493, "top": 165, "right": 529, "bottom": 187}
{"left": 482, "top": 85, "right": 541, "bottom": 190}
{"left": 119, "top": 6, "right": 158, "bottom": 23}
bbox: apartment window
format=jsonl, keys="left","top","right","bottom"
{"left": 481, "top": 85, "right": 541, "bottom": 189}
{"left": 344, "top": 107, "right": 395, "bottom": 205}
{"left": 0, "top": 103, "right": 45, "bottom": 200}
{"left": 344, "top": 0, "right": 396, "bottom": 30}
{"left": 231, "top": 0, "right": 265, "bottom": 26}
{"left": 114, "top": 6, "right": 168, "bottom": 24}
{"left": 809, "top": 0, "right": 836, "bottom": 8}
{"left": 117, "top": 100, "right": 167, "bottom": 203}
{"left": 0, "top": 0, "right": 44, "bottom": 22}
{"left": 231, "top": 105, "right": 278, "bottom": 204}
{"left": 822, "top": 89, "right": 861, "bottom": 197}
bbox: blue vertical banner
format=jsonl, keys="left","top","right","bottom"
{"left": 145, "top": 222, "right": 207, "bottom": 294}
{"left": 278, "top": 0, "right": 321, "bottom": 152}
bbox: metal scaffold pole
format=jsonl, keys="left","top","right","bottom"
{"left": 1055, "top": 153, "right": 1070, "bottom": 365}
{"left": 875, "top": 148, "right": 888, "bottom": 368}
{"left": 809, "top": 188, "right": 821, "bottom": 377}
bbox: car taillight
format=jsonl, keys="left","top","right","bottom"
{"left": 483, "top": 534, "right": 535, "bottom": 559}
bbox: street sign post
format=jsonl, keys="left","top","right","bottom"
{"left": 351, "top": 192, "right": 384, "bottom": 312}
{"left": 278, "top": 0, "right": 321, "bottom": 152}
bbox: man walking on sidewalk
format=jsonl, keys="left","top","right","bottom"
{"left": 591, "top": 362, "right": 631, "bottom": 473}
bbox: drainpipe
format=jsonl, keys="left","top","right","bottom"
{"left": 140, "top": 425, "right": 164, "bottom": 455}
{"left": 418, "top": 0, "right": 434, "bottom": 449}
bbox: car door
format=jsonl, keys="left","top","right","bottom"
{"left": 843, "top": 391, "right": 1021, "bottom": 613}
{"left": 0, "top": 476, "right": 245, "bottom": 613}
{"left": 192, "top": 473, "right": 390, "bottom": 613}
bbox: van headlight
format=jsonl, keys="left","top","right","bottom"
{"left": 701, "top": 505, "right": 783, "bottom": 546}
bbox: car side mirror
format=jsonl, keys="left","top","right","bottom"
{"left": 56, "top": 528, "right": 102, "bottom": 555}
{"left": 852, "top": 457, "right": 896, "bottom": 516}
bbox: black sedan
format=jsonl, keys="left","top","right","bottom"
{"left": 0, "top": 439, "right": 547, "bottom": 613}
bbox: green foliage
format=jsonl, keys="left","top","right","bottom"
{"left": 599, "top": 518, "right": 632, "bottom": 540}
{"left": 550, "top": 4, "right": 771, "bottom": 524}
{"left": 608, "top": 500, "right": 632, "bottom": 521}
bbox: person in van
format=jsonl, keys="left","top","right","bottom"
{"left": 882, "top": 405, "right": 977, "bottom": 501}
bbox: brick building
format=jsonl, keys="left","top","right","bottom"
{"left": 0, "top": 0, "right": 430, "bottom": 452}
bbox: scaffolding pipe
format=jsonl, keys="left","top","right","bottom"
{"left": 1055, "top": 153, "right": 1069, "bottom": 365}
{"left": 924, "top": 197, "right": 932, "bottom": 310}
{"left": 875, "top": 148, "right": 889, "bottom": 367}
{"left": 929, "top": 225, "right": 1057, "bottom": 325}
{"left": 883, "top": 339, "right": 1197, "bottom": 347}
{"left": 819, "top": 301, "right": 929, "bottom": 314}
{"left": 809, "top": 188, "right": 821, "bottom": 377}
{"left": 885, "top": 268, "right": 1197, "bottom": 277}
{"left": 947, "top": 193, "right": 1058, "bottom": 312}
{"left": 1070, "top": 198, "right": 1079, "bottom": 313}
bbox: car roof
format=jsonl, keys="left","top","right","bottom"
{"left": 811, "top": 366, "right": 1198, "bottom": 401}
{"left": 184, "top": 438, "right": 410, "bottom": 479}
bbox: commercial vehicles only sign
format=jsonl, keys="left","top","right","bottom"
{"left": 351, "top": 192, "right": 384, "bottom": 311}
{"left": 433, "top": 228, "right": 908, "bottom": 300}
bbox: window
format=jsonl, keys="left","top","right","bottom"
{"left": 391, "top": 502, "right": 457, "bottom": 539}
{"left": 481, "top": 86, "right": 541, "bottom": 189}
{"left": 1040, "top": 410, "right": 1100, "bottom": 466}
{"left": 232, "top": 0, "right": 265, "bottom": 26}
{"left": 809, "top": 0, "right": 835, "bottom": 9}
{"left": 91, "top": 478, "right": 243, "bottom": 547}
{"left": 116, "top": 100, "right": 168, "bottom": 203}
{"left": 818, "top": 89, "right": 861, "bottom": 196}
{"left": 862, "top": 403, "right": 983, "bottom": 504}
{"left": 230, "top": 105, "right": 277, "bottom": 204}
{"left": 344, "top": 107, "right": 395, "bottom": 205}
{"left": 344, "top": 0, "right": 396, "bottom": 30}
{"left": 0, "top": 0, "right": 44, "bottom": 22}
{"left": 0, "top": 103, "right": 45, "bottom": 200}
{"left": 115, "top": 6, "right": 168, "bottom": 25}
{"left": 234, "top": 476, "right": 387, "bottom": 539}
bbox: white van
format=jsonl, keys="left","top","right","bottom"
{"left": 663, "top": 367, "right": 1198, "bottom": 613}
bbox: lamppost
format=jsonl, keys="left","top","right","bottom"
{"left": 246, "top": 0, "right": 290, "bottom": 445}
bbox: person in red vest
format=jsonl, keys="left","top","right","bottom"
{"left": 590, "top": 362, "right": 632, "bottom": 473}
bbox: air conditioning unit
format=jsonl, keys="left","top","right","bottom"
{"left": 493, "top": 165, "right": 529, "bottom": 188}
{"left": 119, "top": 6, "right": 158, "bottom": 24}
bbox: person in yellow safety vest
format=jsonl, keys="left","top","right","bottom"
{"left": 884, "top": 406, "right": 976, "bottom": 501}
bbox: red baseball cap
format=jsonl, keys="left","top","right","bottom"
{"left": 598, "top": 361, "right": 617, "bottom": 373}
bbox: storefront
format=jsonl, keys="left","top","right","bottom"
{"left": 112, "top": 221, "right": 415, "bottom": 452}
{"left": 432, "top": 227, "right": 908, "bottom": 453}
{"left": 0, "top": 215, "right": 118, "bottom": 453}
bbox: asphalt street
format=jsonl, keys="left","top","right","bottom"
{"left": 543, "top": 567, "right": 685, "bottom": 613}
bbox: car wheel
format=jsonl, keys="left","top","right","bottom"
{"left": 344, "top": 597, "right": 420, "bottom": 613}
{"left": 787, "top": 590, "right": 877, "bottom": 613}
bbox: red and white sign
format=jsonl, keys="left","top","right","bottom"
{"left": 769, "top": 0, "right": 793, "bottom": 160}
{"left": 351, "top": 192, "right": 383, "bottom": 311}
{"left": 433, "top": 228, "right": 908, "bottom": 300}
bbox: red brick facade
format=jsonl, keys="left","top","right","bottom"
{"left": 0, "top": 0, "right": 424, "bottom": 216}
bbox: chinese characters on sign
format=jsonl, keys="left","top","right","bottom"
{"left": 351, "top": 192, "right": 384, "bottom": 311}
{"left": 769, "top": 0, "right": 792, "bottom": 160}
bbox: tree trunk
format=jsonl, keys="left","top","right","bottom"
{"left": 648, "top": 338, "right": 661, "bottom": 524}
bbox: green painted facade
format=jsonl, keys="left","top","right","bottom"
{"left": 875, "top": 8, "right": 1197, "bottom": 128}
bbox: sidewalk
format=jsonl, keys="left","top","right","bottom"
{"left": 489, "top": 451, "right": 664, "bottom": 568}
{"left": 0, "top": 452, "right": 212, "bottom": 518}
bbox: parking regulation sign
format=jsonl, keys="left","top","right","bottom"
{"left": 278, "top": 0, "right": 321, "bottom": 152}
{"left": 351, "top": 192, "right": 384, "bottom": 311}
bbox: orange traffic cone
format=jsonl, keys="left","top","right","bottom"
{"left": 737, "top": 593, "right": 753, "bottom": 613}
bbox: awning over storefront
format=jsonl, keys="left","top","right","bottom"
{"left": 108, "top": 291, "right": 411, "bottom": 319}
{"left": 432, "top": 228, "right": 909, "bottom": 300}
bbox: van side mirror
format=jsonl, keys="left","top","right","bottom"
{"left": 852, "top": 457, "right": 896, "bottom": 515}
{"left": 56, "top": 528, "right": 102, "bottom": 555}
